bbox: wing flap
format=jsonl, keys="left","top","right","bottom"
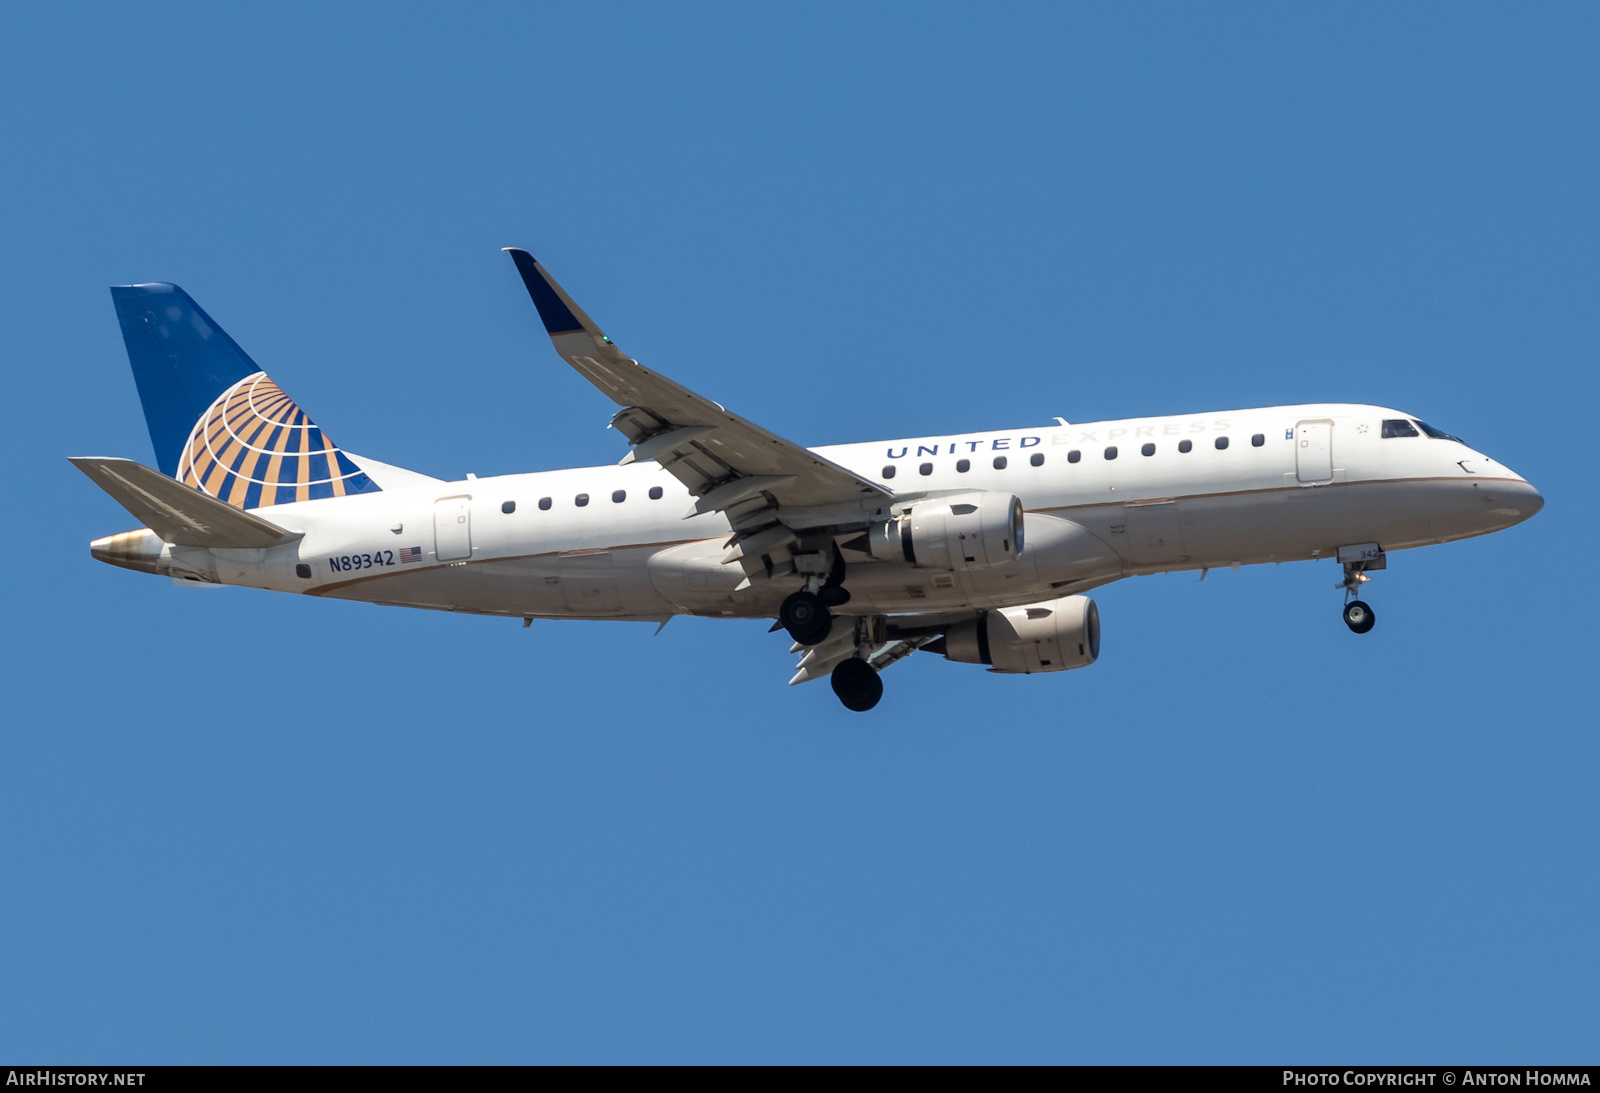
{"left": 70, "top": 457, "right": 302, "bottom": 549}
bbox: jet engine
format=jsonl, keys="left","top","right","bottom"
{"left": 930, "top": 595, "right": 1100, "bottom": 674}
{"left": 865, "top": 491, "right": 1023, "bottom": 572}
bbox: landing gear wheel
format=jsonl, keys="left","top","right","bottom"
{"left": 817, "top": 585, "right": 852, "bottom": 607}
{"left": 830, "top": 657, "right": 883, "bottom": 712}
{"left": 780, "top": 590, "right": 833, "bottom": 646}
{"left": 1343, "top": 599, "right": 1376, "bottom": 634}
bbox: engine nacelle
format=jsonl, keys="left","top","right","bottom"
{"left": 939, "top": 595, "right": 1100, "bottom": 674}
{"left": 866, "top": 491, "right": 1023, "bottom": 572}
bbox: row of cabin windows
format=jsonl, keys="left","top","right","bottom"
{"left": 883, "top": 452, "right": 1049, "bottom": 477}
{"left": 500, "top": 485, "right": 666, "bottom": 514}
{"left": 882, "top": 433, "right": 1268, "bottom": 476}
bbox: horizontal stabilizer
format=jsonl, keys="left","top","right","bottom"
{"left": 70, "top": 457, "right": 302, "bottom": 549}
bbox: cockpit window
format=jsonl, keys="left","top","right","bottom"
{"left": 1381, "top": 419, "right": 1419, "bottom": 438}
{"left": 1413, "top": 420, "right": 1464, "bottom": 443}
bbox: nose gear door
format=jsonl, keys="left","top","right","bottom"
{"left": 1295, "top": 420, "right": 1334, "bottom": 484}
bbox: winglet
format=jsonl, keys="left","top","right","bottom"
{"left": 503, "top": 249, "right": 603, "bottom": 338}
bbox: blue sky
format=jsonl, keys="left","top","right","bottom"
{"left": 1, "top": 2, "right": 1595, "bottom": 1063}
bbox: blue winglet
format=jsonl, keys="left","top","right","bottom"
{"left": 504, "top": 249, "right": 588, "bottom": 336}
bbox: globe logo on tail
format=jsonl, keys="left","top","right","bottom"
{"left": 176, "top": 371, "right": 379, "bottom": 509}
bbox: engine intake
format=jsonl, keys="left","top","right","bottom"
{"left": 866, "top": 491, "right": 1023, "bottom": 572}
{"left": 936, "top": 595, "right": 1100, "bottom": 674}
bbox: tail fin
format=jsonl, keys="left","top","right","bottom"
{"left": 109, "top": 283, "right": 380, "bottom": 508}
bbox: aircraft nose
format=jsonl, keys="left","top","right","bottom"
{"left": 1501, "top": 479, "right": 1544, "bottom": 523}
{"left": 1521, "top": 482, "right": 1545, "bottom": 519}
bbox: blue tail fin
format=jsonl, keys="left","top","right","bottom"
{"left": 109, "top": 283, "right": 380, "bottom": 509}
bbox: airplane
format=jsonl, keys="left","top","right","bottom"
{"left": 73, "top": 249, "right": 1545, "bottom": 711}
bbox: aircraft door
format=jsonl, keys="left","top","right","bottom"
{"left": 1295, "top": 420, "right": 1334, "bottom": 484}
{"left": 434, "top": 496, "right": 472, "bottom": 561}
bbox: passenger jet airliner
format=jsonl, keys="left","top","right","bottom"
{"left": 74, "top": 251, "right": 1545, "bottom": 710}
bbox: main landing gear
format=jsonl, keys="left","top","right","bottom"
{"left": 830, "top": 657, "right": 883, "bottom": 712}
{"left": 779, "top": 589, "right": 833, "bottom": 646}
{"left": 779, "top": 585, "right": 890, "bottom": 712}
{"left": 779, "top": 546, "right": 850, "bottom": 647}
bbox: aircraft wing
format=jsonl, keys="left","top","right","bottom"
{"left": 70, "top": 456, "right": 303, "bottom": 549}
{"left": 505, "top": 250, "right": 891, "bottom": 532}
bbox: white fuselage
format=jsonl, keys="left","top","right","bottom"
{"left": 113, "top": 404, "right": 1542, "bottom": 622}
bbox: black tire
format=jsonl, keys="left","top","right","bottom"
{"left": 780, "top": 590, "right": 833, "bottom": 646}
{"left": 817, "top": 585, "right": 852, "bottom": 607}
{"left": 1343, "top": 599, "right": 1376, "bottom": 634}
{"left": 830, "top": 657, "right": 883, "bottom": 712}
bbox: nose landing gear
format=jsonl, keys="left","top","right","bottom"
{"left": 1336, "top": 547, "right": 1384, "bottom": 634}
{"left": 1343, "top": 598, "right": 1376, "bottom": 634}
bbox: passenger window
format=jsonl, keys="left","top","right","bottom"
{"left": 1030, "top": 453, "right": 1044, "bottom": 467}
{"left": 956, "top": 458, "right": 970, "bottom": 472}
{"left": 993, "top": 456, "right": 1007, "bottom": 469}
{"left": 1382, "top": 419, "right": 1419, "bottom": 438}
{"left": 1251, "top": 433, "right": 1264, "bottom": 447}
{"left": 1067, "top": 449, "right": 1081, "bottom": 463}
{"left": 882, "top": 465, "right": 896, "bottom": 479}
{"left": 919, "top": 462, "right": 933, "bottom": 475}
{"left": 612, "top": 489, "right": 626, "bottom": 503}
{"left": 1178, "top": 439, "right": 1192, "bottom": 453}
{"left": 1215, "top": 436, "right": 1229, "bottom": 450}
{"left": 538, "top": 497, "right": 552, "bottom": 510}
{"left": 501, "top": 501, "right": 516, "bottom": 514}
{"left": 1104, "top": 446, "right": 1118, "bottom": 460}
{"left": 648, "top": 486, "right": 663, "bottom": 500}
{"left": 575, "top": 493, "right": 589, "bottom": 507}
{"left": 1140, "top": 443, "right": 1155, "bottom": 457}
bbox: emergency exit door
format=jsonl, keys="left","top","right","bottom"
{"left": 434, "top": 496, "right": 472, "bottom": 561}
{"left": 1295, "top": 420, "right": 1334, "bottom": 484}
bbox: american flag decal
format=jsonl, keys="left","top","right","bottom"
{"left": 399, "top": 546, "right": 424, "bottom": 564}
